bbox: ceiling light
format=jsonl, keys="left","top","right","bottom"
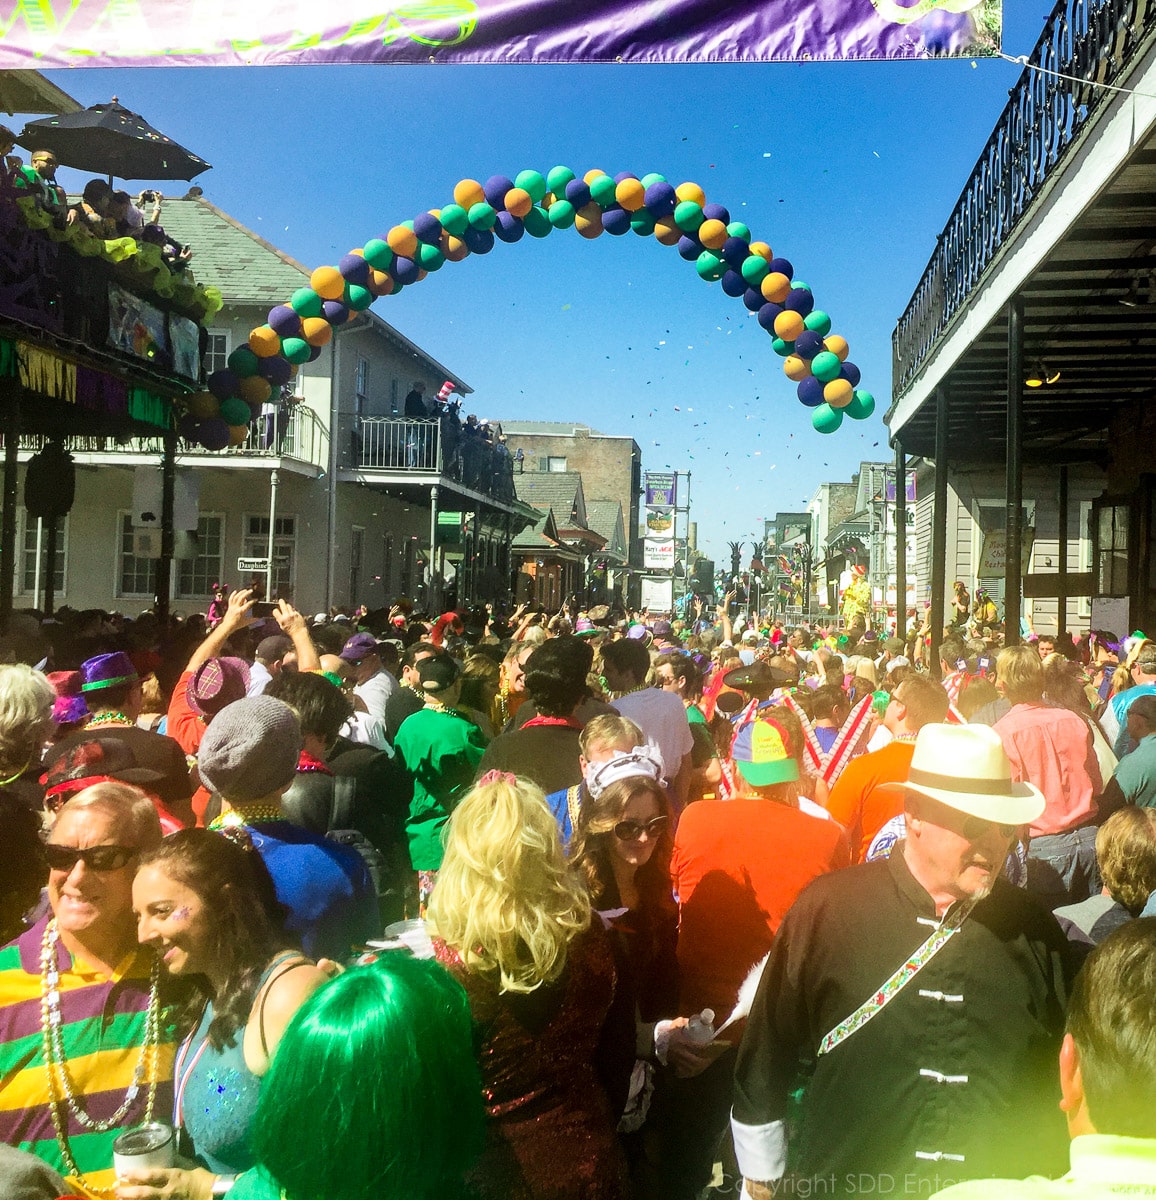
{"left": 1026, "top": 363, "right": 1060, "bottom": 388}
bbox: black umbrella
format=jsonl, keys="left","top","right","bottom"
{"left": 16, "top": 96, "right": 210, "bottom": 181}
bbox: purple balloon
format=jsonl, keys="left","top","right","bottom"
{"left": 794, "top": 331, "right": 825, "bottom": 360}
{"left": 721, "top": 269, "right": 747, "bottom": 298}
{"left": 338, "top": 253, "right": 370, "bottom": 286}
{"left": 198, "top": 418, "right": 230, "bottom": 451}
{"left": 742, "top": 287, "right": 764, "bottom": 313}
{"left": 643, "top": 181, "right": 676, "bottom": 218}
{"left": 564, "top": 178, "right": 591, "bottom": 208}
{"left": 757, "top": 302, "right": 784, "bottom": 331}
{"left": 207, "top": 369, "right": 239, "bottom": 401}
{"left": 177, "top": 413, "right": 200, "bottom": 440}
{"left": 613, "top": 171, "right": 637, "bottom": 183}
{"left": 840, "top": 361, "right": 862, "bottom": 387}
{"left": 463, "top": 227, "right": 495, "bottom": 254}
{"left": 768, "top": 256, "right": 794, "bottom": 279}
{"left": 677, "top": 235, "right": 702, "bottom": 262}
{"left": 412, "top": 211, "right": 443, "bottom": 244}
{"left": 797, "top": 377, "right": 825, "bottom": 408}
{"left": 493, "top": 211, "right": 525, "bottom": 243}
{"left": 702, "top": 202, "right": 730, "bottom": 224}
{"left": 721, "top": 236, "right": 750, "bottom": 269}
{"left": 602, "top": 207, "right": 631, "bottom": 236}
{"left": 322, "top": 299, "right": 349, "bottom": 325}
{"left": 785, "top": 287, "right": 814, "bottom": 317}
{"left": 483, "top": 175, "right": 515, "bottom": 208}
{"left": 391, "top": 256, "right": 420, "bottom": 285}
{"left": 307, "top": 344, "right": 322, "bottom": 362}
{"left": 258, "top": 356, "right": 293, "bottom": 386}
{"left": 267, "top": 305, "right": 301, "bottom": 337}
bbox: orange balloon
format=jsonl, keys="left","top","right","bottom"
{"left": 504, "top": 187, "right": 533, "bottom": 218}
{"left": 783, "top": 355, "right": 811, "bottom": 382}
{"left": 761, "top": 271, "right": 791, "bottom": 304}
{"left": 386, "top": 225, "right": 418, "bottom": 258}
{"left": 310, "top": 266, "right": 344, "bottom": 301}
{"left": 653, "top": 216, "right": 681, "bottom": 246}
{"left": 774, "top": 311, "right": 805, "bottom": 341}
{"left": 453, "top": 178, "right": 485, "bottom": 208}
{"left": 186, "top": 391, "right": 219, "bottom": 420}
{"left": 443, "top": 235, "right": 470, "bottom": 263}
{"left": 248, "top": 325, "right": 281, "bottom": 358}
{"left": 675, "top": 182, "right": 706, "bottom": 207}
{"left": 301, "top": 317, "right": 333, "bottom": 348}
{"left": 237, "top": 375, "right": 272, "bottom": 405}
{"left": 368, "top": 269, "right": 394, "bottom": 295}
{"left": 616, "top": 179, "right": 646, "bottom": 211}
{"left": 583, "top": 169, "right": 607, "bottom": 184}
{"left": 825, "top": 335, "right": 850, "bottom": 362}
{"left": 748, "top": 241, "right": 773, "bottom": 261}
{"left": 575, "top": 202, "right": 603, "bottom": 238}
{"left": 698, "top": 218, "right": 728, "bottom": 250}
{"left": 228, "top": 424, "right": 250, "bottom": 447}
{"left": 825, "top": 379, "right": 854, "bottom": 408}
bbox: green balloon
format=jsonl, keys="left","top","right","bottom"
{"left": 416, "top": 242, "right": 445, "bottom": 271}
{"left": 771, "top": 337, "right": 794, "bottom": 357}
{"left": 803, "top": 310, "right": 832, "bottom": 337}
{"left": 673, "top": 201, "right": 704, "bottom": 233}
{"left": 346, "top": 284, "right": 374, "bottom": 310}
{"left": 402, "top": 219, "right": 415, "bottom": 232}
{"left": 439, "top": 203, "right": 469, "bottom": 236}
{"left": 362, "top": 239, "right": 393, "bottom": 271}
{"left": 726, "top": 222, "right": 751, "bottom": 241}
{"left": 227, "top": 346, "right": 260, "bottom": 378}
{"left": 220, "top": 397, "right": 251, "bottom": 426}
{"left": 467, "top": 202, "right": 497, "bottom": 230}
{"left": 846, "top": 390, "right": 876, "bottom": 420}
{"left": 548, "top": 200, "right": 576, "bottom": 229}
{"left": 590, "top": 175, "right": 617, "bottom": 209}
{"left": 740, "top": 255, "right": 769, "bottom": 286}
{"left": 281, "top": 337, "right": 310, "bottom": 365}
{"left": 515, "top": 170, "right": 547, "bottom": 203}
{"left": 811, "top": 351, "right": 842, "bottom": 383}
{"left": 630, "top": 211, "right": 656, "bottom": 236}
{"left": 640, "top": 172, "right": 667, "bottom": 189}
{"left": 523, "top": 206, "right": 552, "bottom": 238}
{"left": 290, "top": 288, "right": 323, "bottom": 319}
{"left": 546, "top": 165, "right": 575, "bottom": 193}
{"left": 812, "top": 403, "right": 844, "bottom": 435}
{"left": 791, "top": 280, "right": 810, "bottom": 292}
{"left": 695, "top": 250, "right": 723, "bottom": 282}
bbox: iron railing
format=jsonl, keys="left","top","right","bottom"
{"left": 892, "top": 0, "right": 1156, "bottom": 399}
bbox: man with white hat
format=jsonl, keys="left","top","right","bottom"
{"left": 732, "top": 723, "right": 1076, "bottom": 1199}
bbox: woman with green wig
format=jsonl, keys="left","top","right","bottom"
{"left": 227, "top": 955, "right": 484, "bottom": 1200}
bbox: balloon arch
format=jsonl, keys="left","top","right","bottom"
{"left": 188, "top": 168, "right": 875, "bottom": 445}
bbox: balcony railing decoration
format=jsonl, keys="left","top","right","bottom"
{"left": 892, "top": 0, "right": 1156, "bottom": 399}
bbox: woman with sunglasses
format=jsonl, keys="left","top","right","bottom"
{"left": 119, "top": 828, "right": 328, "bottom": 1200}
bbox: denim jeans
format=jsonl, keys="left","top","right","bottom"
{"left": 1026, "top": 825, "right": 1100, "bottom": 910}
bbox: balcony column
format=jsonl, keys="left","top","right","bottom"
{"left": 429, "top": 484, "right": 440, "bottom": 611}
{"left": 893, "top": 438, "right": 906, "bottom": 639}
{"left": 0, "top": 383, "right": 19, "bottom": 632}
{"left": 1006, "top": 297, "right": 1024, "bottom": 646}
{"left": 154, "top": 430, "right": 176, "bottom": 623}
{"left": 1057, "top": 464, "right": 1069, "bottom": 635}
{"left": 929, "top": 386, "right": 949, "bottom": 679}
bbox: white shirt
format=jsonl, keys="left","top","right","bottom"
{"left": 247, "top": 661, "right": 273, "bottom": 697}
{"left": 611, "top": 688, "right": 693, "bottom": 785}
{"left": 353, "top": 669, "right": 397, "bottom": 723}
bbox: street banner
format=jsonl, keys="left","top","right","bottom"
{"left": 0, "top": 1, "right": 1002, "bottom": 69}
{"left": 643, "top": 536, "right": 675, "bottom": 570}
{"left": 644, "top": 473, "right": 676, "bottom": 509}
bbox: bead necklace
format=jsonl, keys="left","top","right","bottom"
{"left": 40, "top": 919, "right": 161, "bottom": 1186}
{"left": 425, "top": 698, "right": 466, "bottom": 721}
{"left": 209, "top": 805, "right": 284, "bottom": 830}
{"left": 86, "top": 711, "right": 134, "bottom": 728}
{"left": 613, "top": 682, "right": 652, "bottom": 700}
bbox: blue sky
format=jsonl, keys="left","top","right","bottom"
{"left": 35, "top": 3, "right": 1056, "bottom": 565}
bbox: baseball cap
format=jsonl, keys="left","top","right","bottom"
{"left": 731, "top": 713, "right": 799, "bottom": 786}
{"left": 339, "top": 632, "right": 379, "bottom": 662}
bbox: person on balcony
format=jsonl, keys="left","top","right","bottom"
{"left": 14, "top": 148, "right": 67, "bottom": 222}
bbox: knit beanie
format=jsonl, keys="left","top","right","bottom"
{"left": 197, "top": 696, "right": 302, "bottom": 803}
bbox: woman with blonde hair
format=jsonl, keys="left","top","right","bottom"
{"left": 428, "top": 771, "right": 634, "bottom": 1200}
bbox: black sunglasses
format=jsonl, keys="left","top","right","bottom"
{"left": 45, "top": 844, "right": 138, "bottom": 873}
{"left": 613, "top": 815, "right": 669, "bottom": 842}
{"left": 960, "top": 816, "right": 1017, "bottom": 841}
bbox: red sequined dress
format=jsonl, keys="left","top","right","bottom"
{"left": 433, "top": 922, "right": 633, "bottom": 1200}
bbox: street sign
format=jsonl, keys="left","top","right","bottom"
{"left": 237, "top": 557, "right": 270, "bottom": 573}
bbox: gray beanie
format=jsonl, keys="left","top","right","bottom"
{"left": 197, "top": 695, "right": 302, "bottom": 803}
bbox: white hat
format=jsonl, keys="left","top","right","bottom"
{"left": 880, "top": 724, "right": 1044, "bottom": 826}
{"left": 742, "top": 629, "right": 759, "bottom": 643}
{"left": 585, "top": 748, "right": 665, "bottom": 798}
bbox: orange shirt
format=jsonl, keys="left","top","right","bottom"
{"left": 825, "top": 739, "right": 916, "bottom": 862}
{"left": 165, "top": 669, "right": 210, "bottom": 824}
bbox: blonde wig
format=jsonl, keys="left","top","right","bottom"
{"left": 427, "top": 773, "right": 591, "bottom": 994}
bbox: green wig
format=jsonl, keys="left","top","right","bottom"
{"left": 249, "top": 955, "right": 484, "bottom": 1200}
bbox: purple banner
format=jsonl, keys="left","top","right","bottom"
{"left": 0, "top": 1, "right": 1001, "bottom": 69}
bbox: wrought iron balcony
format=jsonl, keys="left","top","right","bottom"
{"left": 892, "top": 0, "right": 1156, "bottom": 399}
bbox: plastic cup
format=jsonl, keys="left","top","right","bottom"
{"left": 112, "top": 1122, "right": 175, "bottom": 1178}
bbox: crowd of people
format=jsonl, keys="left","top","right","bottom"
{"left": 2, "top": 587, "right": 1156, "bottom": 1199}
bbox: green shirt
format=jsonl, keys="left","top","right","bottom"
{"left": 1110, "top": 733, "right": 1156, "bottom": 808}
{"left": 395, "top": 706, "right": 488, "bottom": 871}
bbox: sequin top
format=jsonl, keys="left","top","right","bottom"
{"left": 434, "top": 921, "right": 634, "bottom": 1200}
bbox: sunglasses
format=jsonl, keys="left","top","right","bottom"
{"left": 613, "top": 815, "right": 669, "bottom": 842}
{"left": 960, "top": 816, "right": 1017, "bottom": 842}
{"left": 45, "top": 844, "right": 138, "bottom": 873}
